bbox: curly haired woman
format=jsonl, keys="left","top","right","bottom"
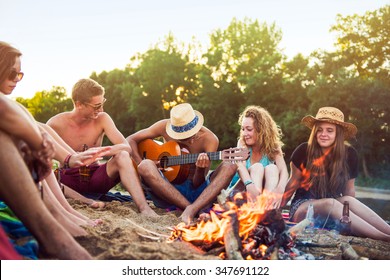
{"left": 228, "top": 105, "right": 288, "bottom": 207}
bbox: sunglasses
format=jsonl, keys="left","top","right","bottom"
{"left": 8, "top": 70, "right": 24, "bottom": 81}
{"left": 83, "top": 98, "right": 107, "bottom": 111}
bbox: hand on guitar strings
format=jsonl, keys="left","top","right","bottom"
{"left": 195, "top": 152, "right": 210, "bottom": 168}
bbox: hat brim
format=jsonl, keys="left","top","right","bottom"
{"left": 166, "top": 110, "right": 204, "bottom": 140}
{"left": 301, "top": 115, "right": 357, "bottom": 140}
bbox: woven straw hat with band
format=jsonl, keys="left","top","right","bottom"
{"left": 166, "top": 103, "right": 204, "bottom": 140}
{"left": 301, "top": 107, "right": 357, "bottom": 140}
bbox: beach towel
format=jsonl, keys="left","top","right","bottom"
{"left": 0, "top": 225, "right": 22, "bottom": 260}
{"left": 81, "top": 191, "right": 134, "bottom": 203}
{"left": 0, "top": 201, "right": 39, "bottom": 260}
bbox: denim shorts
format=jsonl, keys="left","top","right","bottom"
{"left": 144, "top": 170, "right": 211, "bottom": 209}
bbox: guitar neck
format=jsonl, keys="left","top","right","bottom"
{"left": 165, "top": 151, "right": 222, "bottom": 167}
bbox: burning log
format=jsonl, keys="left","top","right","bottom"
{"left": 223, "top": 211, "right": 244, "bottom": 260}
{"left": 170, "top": 191, "right": 310, "bottom": 260}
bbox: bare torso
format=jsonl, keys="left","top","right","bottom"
{"left": 47, "top": 112, "right": 105, "bottom": 152}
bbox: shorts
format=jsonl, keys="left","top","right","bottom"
{"left": 289, "top": 198, "right": 338, "bottom": 229}
{"left": 144, "top": 170, "right": 211, "bottom": 209}
{"left": 289, "top": 198, "right": 311, "bottom": 221}
{"left": 59, "top": 163, "right": 120, "bottom": 194}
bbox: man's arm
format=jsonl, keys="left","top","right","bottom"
{"left": 126, "top": 120, "right": 168, "bottom": 164}
{"left": 99, "top": 113, "right": 132, "bottom": 156}
{"left": 38, "top": 122, "right": 110, "bottom": 167}
{"left": 192, "top": 132, "right": 219, "bottom": 188}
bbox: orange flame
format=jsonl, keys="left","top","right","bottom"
{"left": 170, "top": 191, "right": 283, "bottom": 245}
{"left": 300, "top": 150, "right": 330, "bottom": 191}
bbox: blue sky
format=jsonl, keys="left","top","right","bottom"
{"left": 1, "top": 0, "right": 388, "bottom": 98}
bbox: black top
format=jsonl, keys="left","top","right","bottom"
{"left": 290, "top": 142, "right": 358, "bottom": 202}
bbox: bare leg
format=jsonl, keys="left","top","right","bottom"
{"left": 247, "top": 163, "right": 264, "bottom": 197}
{"left": 138, "top": 159, "right": 191, "bottom": 209}
{"left": 45, "top": 172, "right": 102, "bottom": 225}
{"left": 41, "top": 181, "right": 87, "bottom": 236}
{"left": 63, "top": 185, "right": 105, "bottom": 209}
{"left": 337, "top": 196, "right": 390, "bottom": 235}
{"left": 0, "top": 131, "right": 91, "bottom": 259}
{"left": 106, "top": 152, "right": 158, "bottom": 217}
{"left": 181, "top": 162, "right": 237, "bottom": 223}
{"left": 293, "top": 199, "right": 390, "bottom": 242}
{"left": 263, "top": 164, "right": 279, "bottom": 192}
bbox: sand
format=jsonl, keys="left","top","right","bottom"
{"left": 67, "top": 188, "right": 390, "bottom": 260}
{"left": 71, "top": 199, "right": 218, "bottom": 260}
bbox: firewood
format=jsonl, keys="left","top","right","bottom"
{"left": 340, "top": 242, "right": 360, "bottom": 260}
{"left": 206, "top": 245, "right": 225, "bottom": 256}
{"left": 287, "top": 218, "right": 311, "bottom": 236}
{"left": 270, "top": 246, "right": 279, "bottom": 260}
{"left": 223, "top": 211, "right": 244, "bottom": 260}
{"left": 126, "top": 218, "right": 169, "bottom": 238}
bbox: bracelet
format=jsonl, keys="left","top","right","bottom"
{"left": 63, "top": 154, "right": 72, "bottom": 169}
{"left": 244, "top": 180, "right": 253, "bottom": 187}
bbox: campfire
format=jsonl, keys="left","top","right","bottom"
{"left": 168, "top": 191, "right": 312, "bottom": 260}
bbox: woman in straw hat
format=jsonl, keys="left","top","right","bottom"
{"left": 281, "top": 107, "right": 390, "bottom": 241}
{"left": 127, "top": 103, "right": 242, "bottom": 223}
{"left": 228, "top": 105, "right": 288, "bottom": 207}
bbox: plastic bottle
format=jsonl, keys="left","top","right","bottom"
{"left": 306, "top": 203, "right": 315, "bottom": 227}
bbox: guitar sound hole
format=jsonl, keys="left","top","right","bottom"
{"left": 160, "top": 156, "right": 168, "bottom": 169}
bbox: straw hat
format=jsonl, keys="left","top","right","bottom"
{"left": 166, "top": 103, "right": 204, "bottom": 140}
{"left": 301, "top": 107, "right": 357, "bottom": 139}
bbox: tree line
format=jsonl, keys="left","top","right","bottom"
{"left": 17, "top": 5, "right": 390, "bottom": 182}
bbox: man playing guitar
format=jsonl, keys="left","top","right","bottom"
{"left": 127, "top": 103, "right": 248, "bottom": 223}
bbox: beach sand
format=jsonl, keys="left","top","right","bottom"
{"left": 66, "top": 187, "right": 390, "bottom": 260}
{"left": 72, "top": 199, "right": 218, "bottom": 260}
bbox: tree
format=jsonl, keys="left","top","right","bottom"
{"left": 16, "top": 86, "right": 72, "bottom": 122}
{"left": 90, "top": 69, "right": 136, "bottom": 137}
{"left": 195, "top": 17, "right": 285, "bottom": 148}
{"left": 127, "top": 33, "right": 200, "bottom": 131}
{"left": 330, "top": 5, "right": 390, "bottom": 78}
{"left": 306, "top": 5, "right": 390, "bottom": 178}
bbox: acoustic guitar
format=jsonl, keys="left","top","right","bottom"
{"left": 137, "top": 139, "right": 249, "bottom": 184}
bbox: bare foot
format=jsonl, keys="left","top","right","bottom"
{"left": 90, "top": 201, "right": 105, "bottom": 209}
{"left": 91, "top": 219, "right": 104, "bottom": 226}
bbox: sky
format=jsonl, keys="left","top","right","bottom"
{"left": 1, "top": 0, "right": 388, "bottom": 99}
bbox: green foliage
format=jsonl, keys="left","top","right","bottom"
{"left": 21, "top": 6, "right": 390, "bottom": 185}
{"left": 90, "top": 69, "right": 136, "bottom": 137}
{"left": 126, "top": 33, "right": 201, "bottom": 131}
{"left": 16, "top": 86, "right": 72, "bottom": 122}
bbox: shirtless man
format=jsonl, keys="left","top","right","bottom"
{"left": 47, "top": 78, "right": 157, "bottom": 217}
{"left": 126, "top": 103, "right": 244, "bottom": 223}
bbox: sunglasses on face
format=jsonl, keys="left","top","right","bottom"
{"left": 8, "top": 70, "right": 24, "bottom": 81}
{"left": 83, "top": 98, "right": 107, "bottom": 111}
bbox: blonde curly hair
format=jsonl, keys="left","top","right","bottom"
{"left": 238, "top": 105, "right": 283, "bottom": 161}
